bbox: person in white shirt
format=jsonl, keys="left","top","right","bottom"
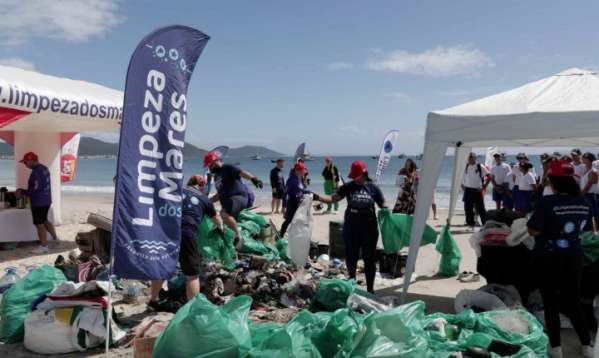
{"left": 462, "top": 152, "right": 490, "bottom": 227}
{"left": 570, "top": 149, "right": 586, "bottom": 183}
{"left": 490, "top": 153, "right": 512, "bottom": 210}
{"left": 580, "top": 152, "right": 599, "bottom": 231}
{"left": 514, "top": 162, "right": 537, "bottom": 216}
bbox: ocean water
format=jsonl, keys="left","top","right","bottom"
{"left": 0, "top": 155, "right": 543, "bottom": 208}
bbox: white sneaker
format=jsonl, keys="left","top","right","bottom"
{"left": 581, "top": 345, "right": 593, "bottom": 358}
{"left": 547, "top": 346, "right": 563, "bottom": 358}
{"left": 30, "top": 245, "right": 49, "bottom": 254}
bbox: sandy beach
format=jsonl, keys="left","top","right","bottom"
{"left": 0, "top": 193, "right": 585, "bottom": 357}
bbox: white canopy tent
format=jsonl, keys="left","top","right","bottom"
{"left": 402, "top": 68, "right": 599, "bottom": 301}
{"left": 0, "top": 65, "right": 122, "bottom": 230}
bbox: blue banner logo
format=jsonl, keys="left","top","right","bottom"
{"left": 384, "top": 140, "right": 393, "bottom": 153}
{"left": 111, "top": 26, "right": 210, "bottom": 280}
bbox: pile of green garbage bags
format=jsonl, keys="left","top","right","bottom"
{"left": 378, "top": 208, "right": 438, "bottom": 253}
{"left": 0, "top": 265, "right": 66, "bottom": 343}
{"left": 153, "top": 282, "right": 547, "bottom": 357}
{"left": 581, "top": 231, "right": 599, "bottom": 265}
{"left": 197, "top": 209, "right": 289, "bottom": 270}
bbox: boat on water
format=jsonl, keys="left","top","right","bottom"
{"left": 398, "top": 153, "right": 406, "bottom": 159}
{"left": 371, "top": 155, "right": 378, "bottom": 159}
{"left": 302, "top": 153, "right": 314, "bottom": 161}
{"left": 251, "top": 154, "right": 262, "bottom": 160}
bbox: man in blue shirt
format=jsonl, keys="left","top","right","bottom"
{"left": 17, "top": 152, "right": 57, "bottom": 254}
{"left": 204, "top": 151, "right": 263, "bottom": 246}
{"left": 149, "top": 175, "right": 224, "bottom": 309}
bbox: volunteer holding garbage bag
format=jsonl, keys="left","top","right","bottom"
{"left": 313, "top": 160, "right": 387, "bottom": 293}
{"left": 280, "top": 162, "right": 311, "bottom": 237}
{"left": 149, "top": 175, "right": 225, "bottom": 310}
{"left": 204, "top": 151, "right": 263, "bottom": 246}
{"left": 527, "top": 160, "right": 593, "bottom": 358}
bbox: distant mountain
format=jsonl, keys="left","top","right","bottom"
{"left": 228, "top": 145, "right": 284, "bottom": 158}
{"left": 0, "top": 137, "right": 284, "bottom": 159}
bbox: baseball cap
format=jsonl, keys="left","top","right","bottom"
{"left": 188, "top": 175, "right": 206, "bottom": 187}
{"left": 571, "top": 148, "right": 582, "bottom": 156}
{"left": 493, "top": 153, "right": 501, "bottom": 158}
{"left": 348, "top": 160, "right": 368, "bottom": 179}
{"left": 19, "top": 152, "right": 38, "bottom": 163}
{"left": 203, "top": 151, "right": 220, "bottom": 168}
{"left": 516, "top": 152, "right": 527, "bottom": 160}
{"left": 294, "top": 162, "right": 306, "bottom": 174}
{"left": 548, "top": 160, "right": 575, "bottom": 177}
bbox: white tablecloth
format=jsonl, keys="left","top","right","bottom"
{"left": 0, "top": 208, "right": 38, "bottom": 242}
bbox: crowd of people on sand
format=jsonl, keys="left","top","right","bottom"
{"left": 11, "top": 148, "right": 597, "bottom": 356}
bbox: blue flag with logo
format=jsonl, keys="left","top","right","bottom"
{"left": 374, "top": 130, "right": 400, "bottom": 183}
{"left": 112, "top": 26, "right": 210, "bottom": 279}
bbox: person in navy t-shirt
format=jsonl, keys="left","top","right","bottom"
{"left": 149, "top": 175, "right": 224, "bottom": 310}
{"left": 527, "top": 160, "right": 592, "bottom": 357}
{"left": 313, "top": 160, "right": 387, "bottom": 293}
{"left": 203, "top": 151, "right": 263, "bottom": 247}
{"left": 16, "top": 152, "right": 57, "bottom": 254}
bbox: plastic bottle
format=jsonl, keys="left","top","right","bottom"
{"left": 0, "top": 267, "right": 20, "bottom": 293}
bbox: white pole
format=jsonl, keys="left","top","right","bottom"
{"left": 104, "top": 266, "right": 114, "bottom": 357}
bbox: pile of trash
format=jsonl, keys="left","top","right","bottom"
{"left": 152, "top": 280, "right": 548, "bottom": 358}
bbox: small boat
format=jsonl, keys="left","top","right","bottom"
{"left": 251, "top": 154, "right": 262, "bottom": 160}
{"left": 371, "top": 156, "right": 378, "bottom": 160}
{"left": 302, "top": 153, "right": 314, "bottom": 161}
{"left": 398, "top": 153, "right": 406, "bottom": 159}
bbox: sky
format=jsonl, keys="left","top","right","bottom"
{"left": 1, "top": 0, "right": 599, "bottom": 155}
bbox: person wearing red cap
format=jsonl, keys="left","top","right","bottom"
{"left": 321, "top": 156, "right": 340, "bottom": 213}
{"left": 149, "top": 174, "right": 224, "bottom": 310}
{"left": 16, "top": 152, "right": 58, "bottom": 254}
{"left": 203, "top": 151, "right": 263, "bottom": 244}
{"left": 280, "top": 162, "right": 311, "bottom": 237}
{"left": 313, "top": 160, "right": 386, "bottom": 293}
{"left": 527, "top": 160, "right": 593, "bottom": 357}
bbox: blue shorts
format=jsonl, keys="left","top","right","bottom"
{"left": 514, "top": 190, "right": 533, "bottom": 213}
{"left": 492, "top": 188, "right": 504, "bottom": 202}
{"left": 585, "top": 194, "right": 598, "bottom": 217}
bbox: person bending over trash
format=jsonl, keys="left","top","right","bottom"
{"left": 203, "top": 151, "right": 263, "bottom": 247}
{"left": 313, "top": 160, "right": 387, "bottom": 293}
{"left": 280, "top": 162, "right": 311, "bottom": 237}
{"left": 148, "top": 175, "right": 225, "bottom": 309}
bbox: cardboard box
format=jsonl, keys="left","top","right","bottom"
{"left": 133, "top": 336, "right": 156, "bottom": 358}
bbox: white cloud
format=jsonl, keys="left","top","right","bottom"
{"left": 0, "top": 0, "right": 125, "bottom": 45}
{"left": 367, "top": 45, "right": 494, "bottom": 76}
{"left": 0, "top": 57, "right": 35, "bottom": 70}
{"left": 328, "top": 62, "right": 354, "bottom": 71}
{"left": 385, "top": 91, "right": 412, "bottom": 102}
{"left": 436, "top": 86, "right": 497, "bottom": 97}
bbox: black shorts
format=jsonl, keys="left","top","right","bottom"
{"left": 179, "top": 228, "right": 202, "bottom": 277}
{"left": 220, "top": 194, "right": 248, "bottom": 219}
{"left": 31, "top": 206, "right": 50, "bottom": 225}
{"left": 272, "top": 187, "right": 284, "bottom": 199}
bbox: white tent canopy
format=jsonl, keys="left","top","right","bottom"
{"left": 0, "top": 65, "right": 123, "bottom": 226}
{"left": 402, "top": 68, "right": 599, "bottom": 300}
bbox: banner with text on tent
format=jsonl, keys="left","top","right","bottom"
{"left": 112, "top": 26, "right": 210, "bottom": 279}
{"left": 375, "top": 130, "right": 400, "bottom": 182}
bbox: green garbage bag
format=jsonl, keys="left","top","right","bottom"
{"left": 239, "top": 220, "right": 261, "bottom": 236}
{"left": 239, "top": 235, "right": 280, "bottom": 261}
{"left": 378, "top": 208, "right": 438, "bottom": 253}
{"left": 197, "top": 217, "right": 236, "bottom": 270}
{"left": 276, "top": 239, "right": 290, "bottom": 262}
{"left": 0, "top": 265, "right": 65, "bottom": 343}
{"left": 248, "top": 310, "right": 325, "bottom": 357}
{"left": 153, "top": 294, "right": 252, "bottom": 358}
{"left": 435, "top": 225, "right": 462, "bottom": 277}
{"left": 311, "top": 279, "right": 356, "bottom": 312}
{"left": 473, "top": 309, "right": 547, "bottom": 357}
{"left": 346, "top": 301, "right": 429, "bottom": 357}
{"left": 311, "top": 309, "right": 365, "bottom": 357}
{"left": 239, "top": 209, "right": 268, "bottom": 228}
{"left": 581, "top": 231, "right": 599, "bottom": 265}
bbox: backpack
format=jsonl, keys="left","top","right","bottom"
{"left": 465, "top": 163, "right": 485, "bottom": 184}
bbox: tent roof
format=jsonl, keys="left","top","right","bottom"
{"left": 426, "top": 68, "right": 599, "bottom": 147}
{"left": 0, "top": 65, "right": 123, "bottom": 133}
